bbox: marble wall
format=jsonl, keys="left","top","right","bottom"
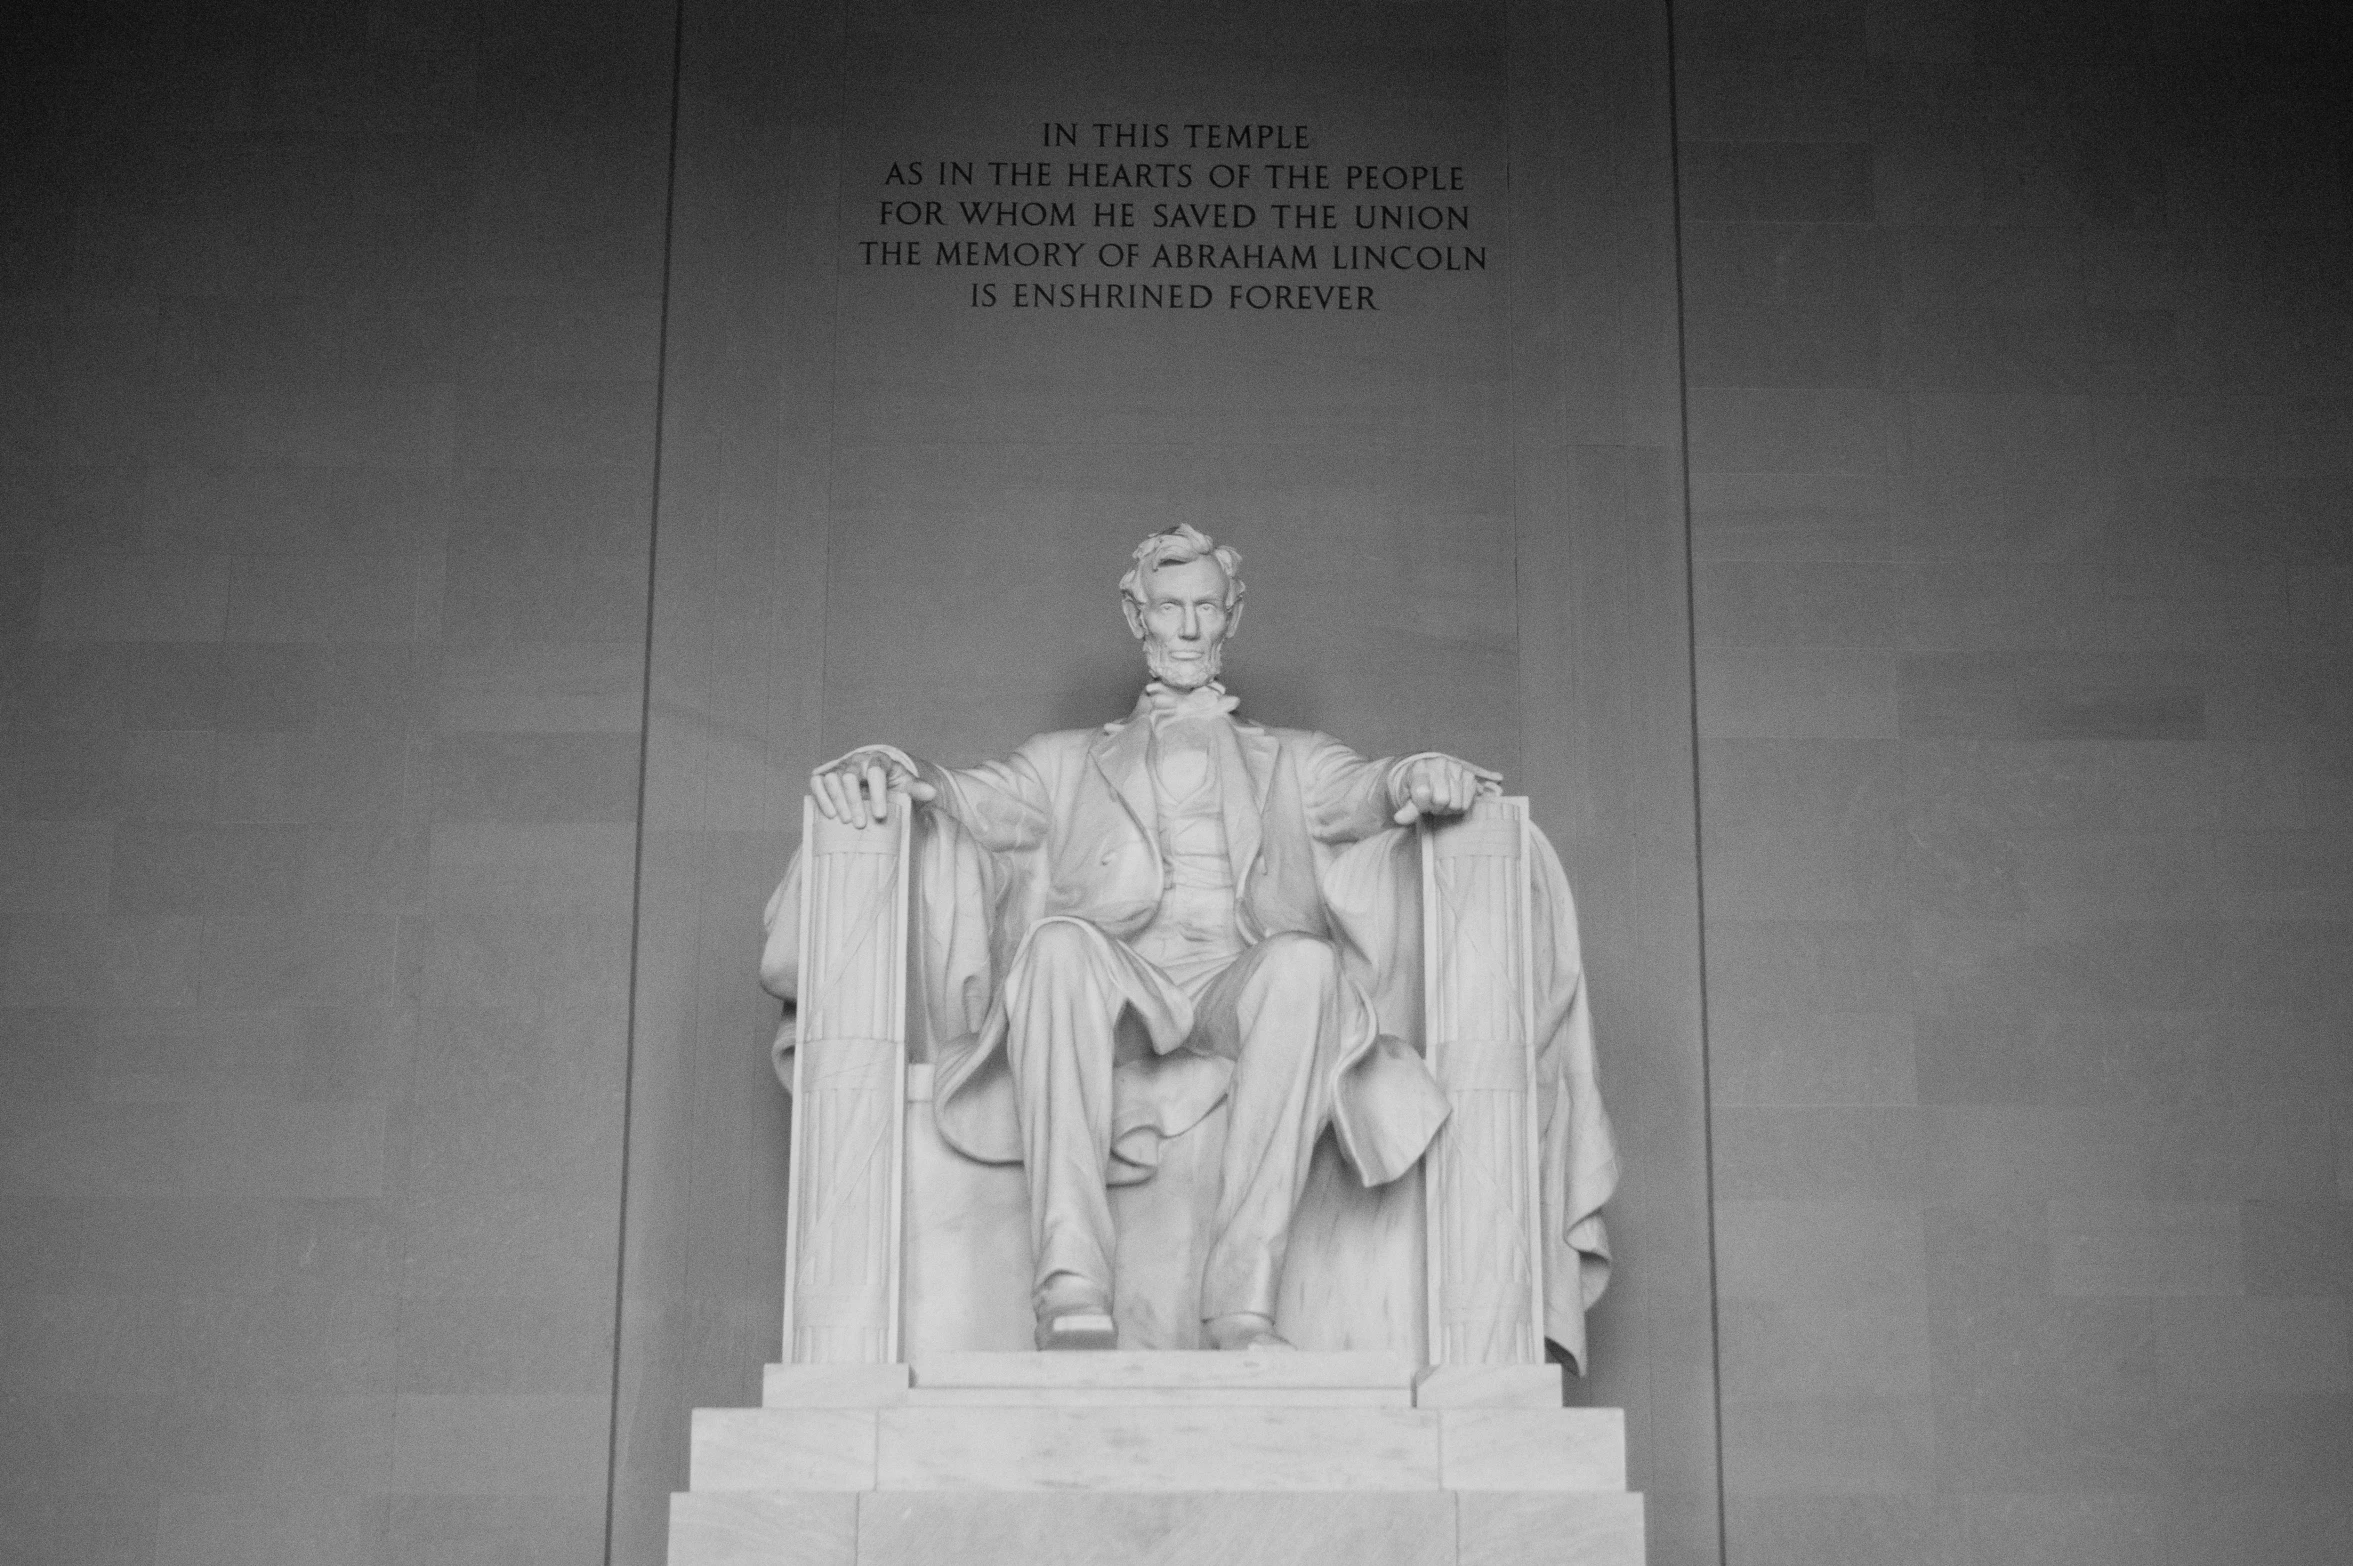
{"left": 607, "top": 3, "right": 1717, "bottom": 1561}
{"left": 3, "top": 2, "right": 2348, "bottom": 1565}
{"left": 2, "top": 2, "right": 670, "bottom": 1561}
{"left": 1675, "top": 2, "right": 2353, "bottom": 1562}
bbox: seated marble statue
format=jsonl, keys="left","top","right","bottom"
{"left": 767, "top": 526, "right": 1615, "bottom": 1363}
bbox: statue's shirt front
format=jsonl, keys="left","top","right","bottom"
{"left": 1133, "top": 711, "right": 1245, "bottom": 989}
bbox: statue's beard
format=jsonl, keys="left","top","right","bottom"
{"left": 1144, "top": 639, "right": 1225, "bottom": 690}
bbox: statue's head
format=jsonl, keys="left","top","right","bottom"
{"left": 1119, "top": 525, "right": 1245, "bottom": 691}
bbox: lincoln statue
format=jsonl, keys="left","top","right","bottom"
{"left": 767, "top": 526, "right": 1617, "bottom": 1367}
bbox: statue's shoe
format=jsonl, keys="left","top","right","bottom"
{"left": 1034, "top": 1273, "right": 1118, "bottom": 1350}
{"left": 1204, "top": 1312, "right": 1297, "bottom": 1351}
{"left": 1035, "top": 1308, "right": 1118, "bottom": 1351}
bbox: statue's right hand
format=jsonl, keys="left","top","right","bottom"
{"left": 809, "top": 746, "right": 936, "bottom": 828}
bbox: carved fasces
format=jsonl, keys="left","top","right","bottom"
{"left": 1421, "top": 796, "right": 1544, "bottom": 1364}
{"left": 783, "top": 801, "right": 910, "bottom": 1364}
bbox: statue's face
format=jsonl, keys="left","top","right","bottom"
{"left": 1124, "top": 554, "right": 1236, "bottom": 690}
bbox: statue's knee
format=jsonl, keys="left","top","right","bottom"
{"left": 1255, "top": 932, "right": 1339, "bottom": 989}
{"left": 1021, "top": 918, "right": 1106, "bottom": 983}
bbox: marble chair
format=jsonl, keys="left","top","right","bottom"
{"left": 772, "top": 793, "right": 1586, "bottom": 1372}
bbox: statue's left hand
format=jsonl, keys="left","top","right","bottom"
{"left": 810, "top": 745, "right": 937, "bottom": 828}
{"left": 1393, "top": 754, "right": 1503, "bottom": 824}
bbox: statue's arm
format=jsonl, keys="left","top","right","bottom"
{"left": 1297, "top": 734, "right": 1501, "bottom": 841}
{"left": 810, "top": 736, "right": 1052, "bottom": 852}
{"left": 1294, "top": 733, "right": 1403, "bottom": 841}
{"left": 918, "top": 744, "right": 1053, "bottom": 853}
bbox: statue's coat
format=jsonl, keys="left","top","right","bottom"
{"left": 763, "top": 697, "right": 1619, "bottom": 1368}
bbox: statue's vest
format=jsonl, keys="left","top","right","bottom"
{"left": 1132, "top": 714, "right": 1247, "bottom": 985}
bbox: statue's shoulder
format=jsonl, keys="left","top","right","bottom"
{"left": 1009, "top": 726, "right": 1110, "bottom": 763}
{"left": 1253, "top": 722, "right": 1361, "bottom": 756}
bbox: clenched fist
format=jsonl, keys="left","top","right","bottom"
{"left": 1390, "top": 754, "right": 1502, "bottom": 825}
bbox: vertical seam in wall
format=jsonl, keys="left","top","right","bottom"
{"left": 815, "top": 0, "right": 849, "bottom": 761}
{"left": 603, "top": 0, "right": 690, "bottom": 1557}
{"left": 1659, "top": 2, "right": 1731, "bottom": 1562}
{"left": 1504, "top": 0, "right": 1523, "bottom": 919}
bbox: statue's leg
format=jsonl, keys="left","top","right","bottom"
{"left": 1191, "top": 932, "right": 1348, "bottom": 1335}
{"left": 998, "top": 917, "right": 1136, "bottom": 1339}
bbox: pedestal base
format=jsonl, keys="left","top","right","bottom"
{"left": 672, "top": 1489, "right": 1645, "bottom": 1566}
{"left": 670, "top": 1354, "right": 1645, "bottom": 1565}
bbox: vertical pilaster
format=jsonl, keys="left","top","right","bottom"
{"left": 783, "top": 799, "right": 910, "bottom": 1364}
{"left": 1423, "top": 796, "right": 1546, "bottom": 1365}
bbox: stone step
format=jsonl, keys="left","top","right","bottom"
{"left": 761, "top": 1352, "right": 1563, "bottom": 1410}
{"left": 690, "top": 1405, "right": 1626, "bottom": 1494}
{"left": 670, "top": 1489, "right": 1646, "bottom": 1566}
{"left": 765, "top": 1350, "right": 1429, "bottom": 1409}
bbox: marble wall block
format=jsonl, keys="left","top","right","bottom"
{"left": 1679, "top": 3, "right": 2353, "bottom": 1562}
{"left": 853, "top": 1492, "right": 1461, "bottom": 1566}
{"left": 1439, "top": 1408, "right": 1628, "bottom": 1491}
{"left": 0, "top": 4, "right": 671, "bottom": 1561}
{"left": 870, "top": 1406, "right": 1441, "bottom": 1493}
{"left": 1458, "top": 1493, "right": 1648, "bottom": 1566}
{"left": 668, "top": 1493, "right": 860, "bottom": 1566}
{"left": 691, "top": 1409, "right": 880, "bottom": 1492}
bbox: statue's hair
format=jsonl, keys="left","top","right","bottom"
{"left": 1118, "top": 524, "right": 1245, "bottom": 610}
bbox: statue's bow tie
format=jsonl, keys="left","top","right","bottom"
{"left": 1143, "top": 681, "right": 1240, "bottom": 723}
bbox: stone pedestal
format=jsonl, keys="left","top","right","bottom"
{"left": 669, "top": 1353, "right": 1644, "bottom": 1565}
